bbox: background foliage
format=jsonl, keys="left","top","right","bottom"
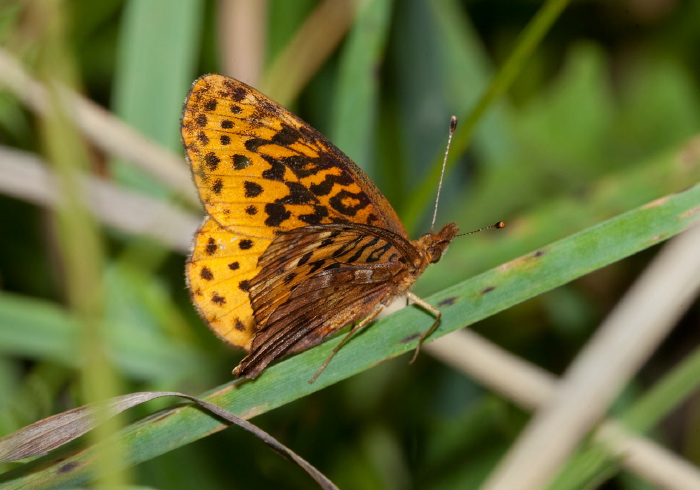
{"left": 0, "top": 0, "right": 699, "bottom": 488}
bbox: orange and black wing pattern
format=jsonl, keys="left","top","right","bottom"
{"left": 235, "top": 223, "right": 419, "bottom": 378}
{"left": 181, "top": 75, "right": 408, "bottom": 350}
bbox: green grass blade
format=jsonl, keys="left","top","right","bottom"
{"left": 403, "top": 0, "right": 572, "bottom": 230}
{"left": 623, "top": 346, "right": 700, "bottom": 433}
{"left": 0, "top": 292, "right": 207, "bottom": 381}
{"left": 331, "top": 0, "right": 393, "bottom": 167}
{"left": 111, "top": 0, "right": 203, "bottom": 195}
{"left": 429, "top": 0, "right": 515, "bottom": 166}
{"left": 419, "top": 136, "right": 700, "bottom": 293}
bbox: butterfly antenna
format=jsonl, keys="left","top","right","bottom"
{"left": 456, "top": 221, "right": 506, "bottom": 237}
{"left": 431, "top": 116, "right": 458, "bottom": 233}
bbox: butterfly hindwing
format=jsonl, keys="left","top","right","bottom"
{"left": 235, "top": 224, "right": 417, "bottom": 378}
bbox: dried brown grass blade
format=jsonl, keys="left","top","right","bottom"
{"left": 0, "top": 391, "right": 338, "bottom": 490}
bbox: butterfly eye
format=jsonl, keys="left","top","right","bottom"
{"left": 427, "top": 240, "right": 451, "bottom": 263}
{"left": 430, "top": 250, "right": 446, "bottom": 264}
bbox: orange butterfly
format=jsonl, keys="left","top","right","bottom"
{"left": 181, "top": 74, "right": 502, "bottom": 381}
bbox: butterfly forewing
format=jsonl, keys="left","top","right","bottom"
{"left": 182, "top": 75, "right": 407, "bottom": 236}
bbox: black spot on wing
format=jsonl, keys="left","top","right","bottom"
{"left": 233, "top": 154, "right": 251, "bottom": 170}
{"left": 309, "top": 171, "right": 354, "bottom": 196}
{"left": 205, "top": 237, "right": 217, "bottom": 255}
{"left": 231, "top": 86, "right": 246, "bottom": 102}
{"left": 264, "top": 203, "right": 291, "bottom": 227}
{"left": 244, "top": 181, "right": 264, "bottom": 198}
{"left": 245, "top": 138, "right": 267, "bottom": 152}
{"left": 299, "top": 205, "right": 329, "bottom": 225}
{"left": 283, "top": 155, "right": 321, "bottom": 179}
{"left": 204, "top": 152, "right": 220, "bottom": 171}
{"left": 298, "top": 252, "right": 313, "bottom": 266}
{"left": 271, "top": 124, "right": 299, "bottom": 146}
{"left": 277, "top": 181, "right": 316, "bottom": 205}
{"left": 262, "top": 160, "right": 286, "bottom": 181}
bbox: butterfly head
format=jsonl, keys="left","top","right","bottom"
{"left": 419, "top": 222, "right": 460, "bottom": 264}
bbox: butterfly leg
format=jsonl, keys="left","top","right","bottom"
{"left": 309, "top": 304, "right": 385, "bottom": 384}
{"left": 406, "top": 292, "right": 441, "bottom": 364}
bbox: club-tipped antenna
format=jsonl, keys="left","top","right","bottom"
{"left": 456, "top": 221, "right": 506, "bottom": 238}
{"left": 430, "top": 116, "right": 458, "bottom": 233}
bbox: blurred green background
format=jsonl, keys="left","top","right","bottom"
{"left": 0, "top": 0, "right": 699, "bottom": 488}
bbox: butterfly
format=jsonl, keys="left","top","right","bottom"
{"left": 181, "top": 74, "right": 503, "bottom": 382}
